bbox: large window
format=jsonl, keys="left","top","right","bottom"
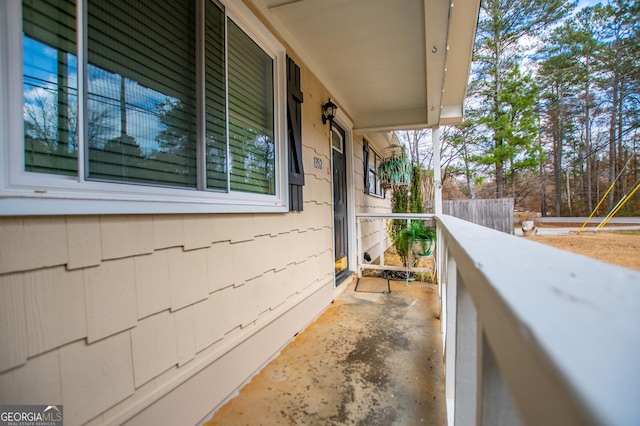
{"left": 7, "top": 0, "right": 286, "bottom": 214}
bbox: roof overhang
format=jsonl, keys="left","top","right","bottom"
{"left": 248, "top": 0, "right": 480, "bottom": 133}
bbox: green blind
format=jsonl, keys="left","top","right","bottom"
{"left": 205, "top": 1, "right": 227, "bottom": 191}
{"left": 23, "top": 0, "right": 78, "bottom": 176}
{"left": 228, "top": 19, "right": 275, "bottom": 195}
{"left": 86, "top": 0, "right": 198, "bottom": 188}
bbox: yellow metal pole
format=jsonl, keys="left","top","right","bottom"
{"left": 581, "top": 154, "right": 637, "bottom": 234}
{"left": 578, "top": 180, "right": 616, "bottom": 234}
{"left": 596, "top": 196, "right": 627, "bottom": 232}
{"left": 595, "top": 181, "right": 640, "bottom": 232}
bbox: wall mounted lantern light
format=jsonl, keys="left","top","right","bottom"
{"left": 321, "top": 100, "right": 338, "bottom": 125}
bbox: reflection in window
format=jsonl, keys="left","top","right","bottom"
{"left": 23, "top": 0, "right": 78, "bottom": 175}
{"left": 228, "top": 20, "right": 275, "bottom": 195}
{"left": 368, "top": 149, "right": 384, "bottom": 197}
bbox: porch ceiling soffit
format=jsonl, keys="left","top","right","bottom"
{"left": 254, "top": 0, "right": 479, "bottom": 132}
{"left": 365, "top": 132, "right": 395, "bottom": 154}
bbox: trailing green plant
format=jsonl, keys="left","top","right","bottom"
{"left": 392, "top": 220, "right": 436, "bottom": 267}
{"left": 388, "top": 186, "right": 409, "bottom": 242}
{"left": 378, "top": 145, "right": 411, "bottom": 188}
{"left": 409, "top": 165, "right": 423, "bottom": 214}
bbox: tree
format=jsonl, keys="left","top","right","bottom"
{"left": 538, "top": 23, "right": 581, "bottom": 215}
{"left": 398, "top": 129, "right": 431, "bottom": 168}
{"left": 24, "top": 81, "right": 111, "bottom": 175}
{"left": 474, "top": 64, "right": 543, "bottom": 198}
{"left": 400, "top": 127, "right": 485, "bottom": 200}
{"left": 451, "top": 0, "right": 640, "bottom": 215}
{"left": 397, "top": 130, "right": 428, "bottom": 212}
{"left": 472, "top": 0, "right": 573, "bottom": 198}
{"left": 409, "top": 165, "right": 423, "bottom": 214}
{"left": 598, "top": 0, "right": 640, "bottom": 210}
{"left": 445, "top": 113, "right": 485, "bottom": 198}
{"left": 567, "top": 5, "right": 607, "bottom": 212}
{"left": 151, "top": 98, "right": 198, "bottom": 186}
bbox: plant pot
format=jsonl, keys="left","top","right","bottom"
{"left": 411, "top": 236, "right": 434, "bottom": 258}
{"left": 392, "top": 221, "right": 436, "bottom": 267}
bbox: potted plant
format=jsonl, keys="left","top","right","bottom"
{"left": 378, "top": 144, "right": 411, "bottom": 189}
{"left": 392, "top": 220, "right": 436, "bottom": 268}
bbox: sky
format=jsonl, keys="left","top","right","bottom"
{"left": 577, "top": 0, "right": 605, "bottom": 8}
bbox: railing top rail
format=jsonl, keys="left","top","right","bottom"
{"left": 437, "top": 214, "right": 640, "bottom": 425}
{"left": 356, "top": 213, "right": 435, "bottom": 219}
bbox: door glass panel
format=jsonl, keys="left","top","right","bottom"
{"left": 331, "top": 129, "right": 342, "bottom": 153}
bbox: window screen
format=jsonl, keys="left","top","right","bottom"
{"left": 86, "top": 0, "right": 198, "bottom": 187}
{"left": 228, "top": 19, "right": 275, "bottom": 195}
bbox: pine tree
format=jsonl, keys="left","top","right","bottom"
{"left": 473, "top": 63, "right": 543, "bottom": 200}
{"left": 472, "top": 0, "right": 573, "bottom": 198}
{"left": 538, "top": 20, "right": 584, "bottom": 215}
{"left": 598, "top": 0, "right": 640, "bottom": 210}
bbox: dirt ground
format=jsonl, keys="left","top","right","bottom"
{"left": 528, "top": 231, "right": 640, "bottom": 272}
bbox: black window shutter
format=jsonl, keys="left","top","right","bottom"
{"left": 287, "top": 56, "right": 304, "bottom": 211}
{"left": 363, "top": 139, "right": 370, "bottom": 194}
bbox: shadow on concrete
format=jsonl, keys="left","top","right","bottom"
{"left": 204, "top": 278, "right": 446, "bottom": 425}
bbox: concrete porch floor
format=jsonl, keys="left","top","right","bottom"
{"left": 204, "top": 277, "right": 446, "bottom": 425}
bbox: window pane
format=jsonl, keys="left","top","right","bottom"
{"left": 376, "top": 154, "right": 383, "bottom": 195}
{"left": 368, "top": 151, "right": 383, "bottom": 196}
{"left": 369, "top": 169, "right": 376, "bottom": 194}
{"left": 23, "top": 0, "right": 78, "bottom": 176}
{"left": 87, "top": 0, "right": 197, "bottom": 187}
{"left": 205, "top": 1, "right": 227, "bottom": 191}
{"left": 228, "top": 19, "right": 275, "bottom": 195}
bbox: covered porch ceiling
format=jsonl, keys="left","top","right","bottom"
{"left": 251, "top": 0, "right": 480, "bottom": 133}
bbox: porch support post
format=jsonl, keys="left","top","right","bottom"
{"left": 432, "top": 126, "right": 442, "bottom": 215}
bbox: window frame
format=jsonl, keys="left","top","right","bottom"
{"left": 0, "top": 0, "right": 289, "bottom": 215}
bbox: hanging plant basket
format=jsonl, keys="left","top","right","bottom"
{"left": 379, "top": 144, "right": 411, "bottom": 189}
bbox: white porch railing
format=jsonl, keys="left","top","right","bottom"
{"left": 437, "top": 214, "right": 640, "bottom": 426}
{"left": 355, "top": 213, "right": 436, "bottom": 279}
{"left": 355, "top": 212, "right": 640, "bottom": 425}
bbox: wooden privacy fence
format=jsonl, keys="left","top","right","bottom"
{"left": 442, "top": 198, "right": 514, "bottom": 234}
